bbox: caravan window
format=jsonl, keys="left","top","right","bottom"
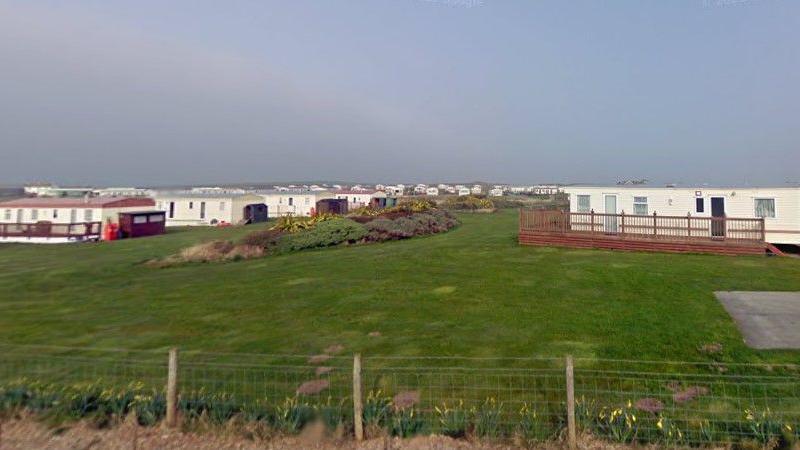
{"left": 754, "top": 198, "right": 775, "bottom": 218}
{"left": 696, "top": 198, "right": 704, "bottom": 213}
{"left": 83, "top": 209, "right": 93, "bottom": 222}
{"left": 633, "top": 196, "right": 648, "bottom": 215}
{"left": 31, "top": 209, "right": 39, "bottom": 221}
{"left": 576, "top": 195, "right": 591, "bottom": 213}
{"left": 3, "top": 209, "right": 10, "bottom": 221}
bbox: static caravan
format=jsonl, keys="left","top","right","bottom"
{"left": 562, "top": 186, "right": 800, "bottom": 245}
{"left": 333, "top": 189, "right": 383, "bottom": 210}
{"left": 0, "top": 197, "right": 155, "bottom": 243}
{"left": 153, "top": 192, "right": 267, "bottom": 226}
{"left": 256, "top": 189, "right": 333, "bottom": 217}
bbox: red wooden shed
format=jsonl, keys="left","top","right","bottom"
{"left": 118, "top": 211, "right": 166, "bottom": 239}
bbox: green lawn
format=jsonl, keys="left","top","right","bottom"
{"left": 1, "top": 209, "right": 799, "bottom": 365}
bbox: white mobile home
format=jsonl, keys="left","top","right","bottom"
{"left": 562, "top": 186, "right": 800, "bottom": 245}
{"left": 0, "top": 197, "right": 155, "bottom": 243}
{"left": 153, "top": 192, "right": 267, "bottom": 226}
{"left": 255, "top": 189, "right": 333, "bottom": 217}
{"left": 332, "top": 189, "right": 381, "bottom": 210}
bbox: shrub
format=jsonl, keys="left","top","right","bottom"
{"left": 225, "top": 245, "right": 264, "bottom": 261}
{"left": 489, "top": 197, "right": 526, "bottom": 209}
{"left": 238, "top": 229, "right": 285, "bottom": 249}
{"left": 473, "top": 397, "right": 503, "bottom": 438}
{"left": 391, "top": 407, "right": 424, "bottom": 438}
{"left": 435, "top": 400, "right": 469, "bottom": 438}
{"left": 443, "top": 195, "right": 494, "bottom": 211}
{"left": 596, "top": 402, "right": 638, "bottom": 444}
{"left": 517, "top": 403, "right": 552, "bottom": 442}
{"left": 274, "top": 397, "right": 315, "bottom": 434}
{"left": 276, "top": 218, "right": 367, "bottom": 253}
{"left": 363, "top": 390, "right": 392, "bottom": 429}
{"left": 270, "top": 215, "right": 313, "bottom": 233}
{"left": 364, "top": 211, "right": 459, "bottom": 242}
{"left": 179, "top": 240, "right": 235, "bottom": 263}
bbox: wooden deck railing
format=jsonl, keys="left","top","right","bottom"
{"left": 0, "top": 222, "right": 102, "bottom": 240}
{"left": 519, "top": 210, "right": 765, "bottom": 243}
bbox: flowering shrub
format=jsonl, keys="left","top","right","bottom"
{"left": 443, "top": 195, "right": 494, "bottom": 211}
{"left": 473, "top": 397, "right": 503, "bottom": 438}
{"left": 275, "top": 218, "right": 367, "bottom": 252}
{"left": 364, "top": 211, "right": 458, "bottom": 242}
{"left": 435, "top": 400, "right": 469, "bottom": 438}
{"left": 596, "top": 401, "right": 638, "bottom": 443}
{"left": 517, "top": 403, "right": 553, "bottom": 442}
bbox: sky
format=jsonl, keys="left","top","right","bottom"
{"left": 0, "top": 0, "right": 798, "bottom": 187}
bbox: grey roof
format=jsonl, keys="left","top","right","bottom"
{"left": 252, "top": 189, "right": 331, "bottom": 195}
{"left": 152, "top": 191, "right": 259, "bottom": 199}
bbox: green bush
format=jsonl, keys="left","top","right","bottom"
{"left": 364, "top": 211, "right": 458, "bottom": 242}
{"left": 276, "top": 218, "right": 367, "bottom": 253}
{"left": 238, "top": 229, "right": 285, "bottom": 249}
{"left": 443, "top": 195, "right": 494, "bottom": 210}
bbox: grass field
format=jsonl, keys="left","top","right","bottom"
{"left": 1, "top": 209, "right": 799, "bottom": 365}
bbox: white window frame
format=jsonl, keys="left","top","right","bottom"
{"left": 3, "top": 209, "right": 10, "bottom": 221}
{"left": 219, "top": 201, "right": 226, "bottom": 211}
{"left": 576, "top": 195, "right": 591, "bottom": 213}
{"left": 633, "top": 196, "right": 648, "bottom": 216}
{"left": 30, "top": 209, "right": 39, "bottom": 221}
{"left": 754, "top": 198, "right": 776, "bottom": 218}
{"left": 84, "top": 209, "right": 93, "bottom": 222}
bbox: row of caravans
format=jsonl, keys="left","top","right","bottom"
{"left": 0, "top": 188, "right": 391, "bottom": 240}
{"left": 152, "top": 189, "right": 338, "bottom": 227}
{"left": 561, "top": 186, "right": 800, "bottom": 245}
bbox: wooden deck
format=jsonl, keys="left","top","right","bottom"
{"left": 519, "top": 210, "right": 768, "bottom": 256}
{"left": 0, "top": 222, "right": 102, "bottom": 241}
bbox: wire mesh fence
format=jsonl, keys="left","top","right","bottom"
{"left": 1, "top": 343, "right": 799, "bottom": 447}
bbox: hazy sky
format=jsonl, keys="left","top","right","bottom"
{"left": 1, "top": 0, "right": 798, "bottom": 186}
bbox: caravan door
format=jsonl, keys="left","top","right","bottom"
{"left": 604, "top": 194, "right": 618, "bottom": 233}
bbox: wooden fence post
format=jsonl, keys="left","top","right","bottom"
{"left": 760, "top": 218, "right": 766, "bottom": 242}
{"left": 687, "top": 213, "right": 691, "bottom": 238}
{"left": 652, "top": 211, "right": 658, "bottom": 236}
{"left": 565, "top": 355, "right": 576, "bottom": 449}
{"left": 166, "top": 347, "right": 179, "bottom": 428}
{"left": 590, "top": 209, "right": 595, "bottom": 234}
{"left": 353, "top": 353, "right": 364, "bottom": 441}
{"left": 620, "top": 210, "right": 626, "bottom": 235}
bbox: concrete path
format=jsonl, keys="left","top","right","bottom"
{"left": 715, "top": 291, "right": 800, "bottom": 349}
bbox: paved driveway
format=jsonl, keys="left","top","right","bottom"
{"left": 715, "top": 291, "right": 800, "bottom": 349}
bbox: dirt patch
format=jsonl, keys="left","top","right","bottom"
{"left": 324, "top": 344, "right": 345, "bottom": 354}
{"left": 392, "top": 391, "right": 420, "bottom": 410}
{"left": 180, "top": 240, "right": 236, "bottom": 262}
{"left": 368, "top": 331, "right": 381, "bottom": 337}
{"left": 315, "top": 366, "right": 334, "bottom": 376}
{"left": 225, "top": 244, "right": 264, "bottom": 260}
{"left": 698, "top": 342, "right": 723, "bottom": 355}
{"left": 308, "top": 354, "right": 332, "bottom": 364}
{"left": 296, "top": 379, "right": 330, "bottom": 395}
{"left": 148, "top": 241, "right": 264, "bottom": 267}
{"left": 634, "top": 398, "right": 663, "bottom": 414}
{"left": 0, "top": 416, "right": 687, "bottom": 449}
{"left": 672, "top": 386, "right": 709, "bottom": 404}
{"left": 0, "top": 416, "right": 516, "bottom": 450}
